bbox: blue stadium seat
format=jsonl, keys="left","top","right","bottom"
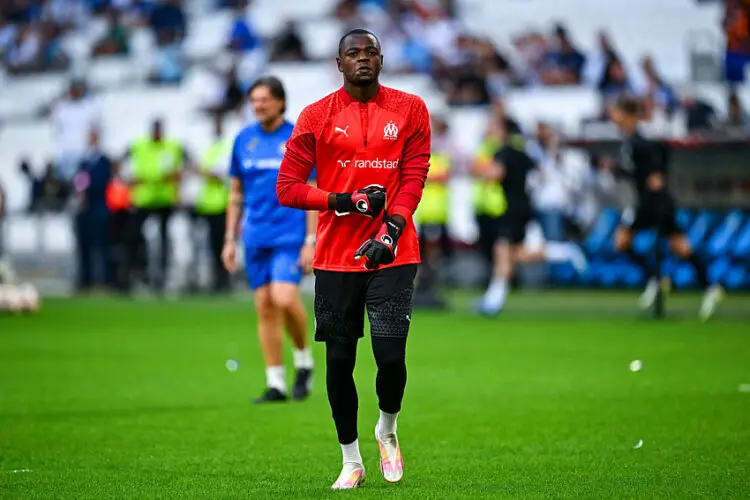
{"left": 686, "top": 210, "right": 717, "bottom": 254}
{"left": 722, "top": 265, "right": 747, "bottom": 290}
{"left": 550, "top": 262, "right": 577, "bottom": 285}
{"left": 672, "top": 261, "right": 697, "bottom": 289}
{"left": 676, "top": 208, "right": 694, "bottom": 232}
{"left": 621, "top": 262, "right": 645, "bottom": 288}
{"left": 731, "top": 218, "right": 750, "bottom": 258}
{"left": 584, "top": 208, "right": 620, "bottom": 256}
{"left": 632, "top": 229, "right": 657, "bottom": 255}
{"left": 708, "top": 257, "right": 731, "bottom": 284}
{"left": 706, "top": 210, "right": 745, "bottom": 258}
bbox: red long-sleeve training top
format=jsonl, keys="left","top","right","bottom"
{"left": 277, "top": 85, "right": 431, "bottom": 272}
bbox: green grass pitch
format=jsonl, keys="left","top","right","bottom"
{"left": 1, "top": 292, "right": 749, "bottom": 499}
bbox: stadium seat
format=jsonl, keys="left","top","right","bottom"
{"left": 584, "top": 208, "right": 619, "bottom": 256}
{"left": 672, "top": 261, "right": 697, "bottom": 289}
{"left": 87, "top": 56, "right": 136, "bottom": 89}
{"left": 686, "top": 210, "right": 717, "bottom": 254}
{"left": 722, "top": 264, "right": 747, "bottom": 291}
{"left": 731, "top": 219, "right": 750, "bottom": 258}
{"left": 707, "top": 257, "right": 731, "bottom": 285}
{"left": 705, "top": 210, "right": 745, "bottom": 258}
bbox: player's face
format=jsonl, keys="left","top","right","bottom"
{"left": 250, "top": 85, "right": 284, "bottom": 124}
{"left": 337, "top": 34, "right": 383, "bottom": 87}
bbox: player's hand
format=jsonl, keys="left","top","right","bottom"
{"left": 353, "top": 212, "right": 404, "bottom": 270}
{"left": 299, "top": 242, "right": 315, "bottom": 274}
{"left": 334, "top": 184, "right": 386, "bottom": 218}
{"left": 221, "top": 240, "right": 237, "bottom": 273}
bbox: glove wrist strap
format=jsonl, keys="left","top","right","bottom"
{"left": 334, "top": 193, "right": 353, "bottom": 215}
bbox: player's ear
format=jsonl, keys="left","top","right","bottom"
{"left": 336, "top": 57, "right": 343, "bottom": 72}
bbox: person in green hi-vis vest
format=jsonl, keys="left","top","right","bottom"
{"left": 193, "top": 115, "right": 232, "bottom": 292}
{"left": 119, "top": 119, "right": 190, "bottom": 292}
{"left": 413, "top": 115, "right": 456, "bottom": 309}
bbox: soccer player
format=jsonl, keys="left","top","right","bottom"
{"left": 276, "top": 29, "right": 429, "bottom": 489}
{"left": 473, "top": 117, "right": 587, "bottom": 316}
{"left": 610, "top": 96, "right": 723, "bottom": 320}
{"left": 221, "top": 76, "right": 315, "bottom": 404}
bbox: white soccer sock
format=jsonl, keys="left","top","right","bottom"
{"left": 341, "top": 439, "right": 363, "bottom": 465}
{"left": 265, "top": 365, "right": 286, "bottom": 393}
{"left": 483, "top": 277, "right": 508, "bottom": 309}
{"left": 293, "top": 348, "right": 314, "bottom": 370}
{"left": 376, "top": 410, "right": 398, "bottom": 436}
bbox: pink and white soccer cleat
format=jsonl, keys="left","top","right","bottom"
{"left": 375, "top": 429, "right": 404, "bottom": 483}
{"left": 331, "top": 463, "right": 365, "bottom": 489}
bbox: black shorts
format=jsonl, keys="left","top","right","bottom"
{"left": 313, "top": 264, "right": 418, "bottom": 343}
{"left": 492, "top": 209, "right": 532, "bottom": 245}
{"left": 628, "top": 198, "right": 681, "bottom": 236}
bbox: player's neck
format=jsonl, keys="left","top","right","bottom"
{"left": 260, "top": 116, "right": 285, "bottom": 133}
{"left": 344, "top": 82, "right": 380, "bottom": 103}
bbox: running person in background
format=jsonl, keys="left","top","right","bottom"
{"left": 610, "top": 96, "right": 723, "bottom": 320}
{"left": 473, "top": 117, "right": 587, "bottom": 316}
{"left": 276, "top": 29, "right": 430, "bottom": 489}
{"left": 221, "top": 76, "right": 315, "bottom": 404}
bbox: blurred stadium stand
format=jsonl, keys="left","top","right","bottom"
{"left": 0, "top": 0, "right": 748, "bottom": 293}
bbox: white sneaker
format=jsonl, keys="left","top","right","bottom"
{"left": 699, "top": 284, "right": 724, "bottom": 322}
{"left": 331, "top": 462, "right": 365, "bottom": 489}
{"left": 375, "top": 427, "right": 404, "bottom": 483}
{"left": 639, "top": 278, "right": 659, "bottom": 310}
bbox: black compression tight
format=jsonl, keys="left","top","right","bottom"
{"left": 325, "top": 337, "right": 408, "bottom": 445}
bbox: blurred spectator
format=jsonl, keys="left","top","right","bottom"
{"left": 270, "top": 20, "right": 306, "bottom": 62}
{"left": 19, "top": 158, "right": 70, "bottom": 213}
{"left": 723, "top": 0, "right": 750, "bottom": 85}
{"left": 39, "top": 21, "right": 69, "bottom": 71}
{"left": 43, "top": 0, "right": 90, "bottom": 30}
{"left": 149, "top": 0, "right": 186, "bottom": 45}
{"left": 723, "top": 90, "right": 750, "bottom": 134}
{"left": 573, "top": 153, "right": 619, "bottom": 232}
{"left": 513, "top": 30, "right": 548, "bottom": 85}
{"left": 0, "top": 16, "right": 17, "bottom": 58}
{"left": 639, "top": 56, "right": 677, "bottom": 118}
{"left": 148, "top": 0, "right": 186, "bottom": 84}
{"left": 52, "top": 80, "right": 101, "bottom": 180}
{"left": 582, "top": 31, "right": 619, "bottom": 87}
{"left": 334, "top": 0, "right": 361, "bottom": 30}
{"left": 527, "top": 122, "right": 569, "bottom": 241}
{"left": 476, "top": 37, "right": 514, "bottom": 99}
{"left": 227, "top": 0, "right": 266, "bottom": 87}
{"left": 73, "top": 128, "right": 114, "bottom": 292}
{"left": 683, "top": 95, "right": 718, "bottom": 134}
{"left": 381, "top": 25, "right": 432, "bottom": 74}
{"left": 540, "top": 24, "right": 586, "bottom": 85}
{"left": 4, "top": 23, "right": 41, "bottom": 74}
{"left": 93, "top": 8, "right": 130, "bottom": 56}
{"left": 200, "top": 63, "right": 244, "bottom": 117}
{"left": 4, "top": 0, "right": 43, "bottom": 23}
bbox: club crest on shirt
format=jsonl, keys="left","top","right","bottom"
{"left": 383, "top": 121, "right": 399, "bottom": 140}
{"left": 279, "top": 141, "right": 287, "bottom": 155}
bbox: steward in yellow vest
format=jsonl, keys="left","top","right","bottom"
{"left": 121, "top": 119, "right": 188, "bottom": 292}
{"left": 192, "top": 116, "right": 232, "bottom": 292}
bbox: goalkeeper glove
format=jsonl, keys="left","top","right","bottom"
{"left": 354, "top": 212, "right": 404, "bottom": 270}
{"left": 334, "top": 184, "right": 386, "bottom": 218}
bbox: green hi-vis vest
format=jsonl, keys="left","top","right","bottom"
{"left": 415, "top": 152, "right": 451, "bottom": 224}
{"left": 472, "top": 137, "right": 506, "bottom": 217}
{"left": 471, "top": 134, "right": 525, "bottom": 217}
{"left": 196, "top": 138, "right": 231, "bottom": 215}
{"left": 130, "top": 138, "right": 183, "bottom": 208}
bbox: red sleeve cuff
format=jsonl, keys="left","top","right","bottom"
{"left": 305, "top": 188, "right": 331, "bottom": 211}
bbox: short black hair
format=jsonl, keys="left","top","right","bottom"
{"left": 248, "top": 75, "right": 287, "bottom": 113}
{"left": 338, "top": 29, "right": 380, "bottom": 56}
